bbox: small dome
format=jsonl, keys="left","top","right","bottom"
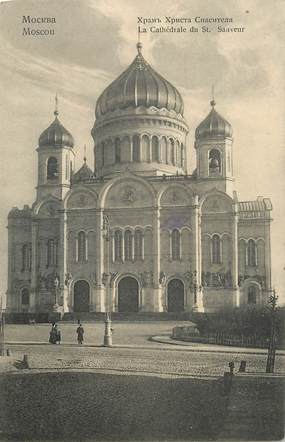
{"left": 95, "top": 43, "right": 184, "bottom": 119}
{"left": 72, "top": 159, "right": 94, "bottom": 183}
{"left": 195, "top": 100, "right": 233, "bottom": 141}
{"left": 39, "top": 109, "right": 74, "bottom": 148}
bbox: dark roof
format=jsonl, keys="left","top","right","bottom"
{"left": 195, "top": 101, "right": 233, "bottom": 141}
{"left": 39, "top": 113, "right": 74, "bottom": 148}
{"left": 95, "top": 43, "right": 184, "bottom": 119}
{"left": 72, "top": 160, "right": 95, "bottom": 183}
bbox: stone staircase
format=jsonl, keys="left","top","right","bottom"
{"left": 218, "top": 373, "right": 284, "bottom": 440}
{"left": 62, "top": 311, "right": 191, "bottom": 322}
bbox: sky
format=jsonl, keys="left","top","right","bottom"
{"left": 0, "top": 0, "right": 284, "bottom": 303}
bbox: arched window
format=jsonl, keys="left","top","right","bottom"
{"left": 133, "top": 135, "right": 140, "bottom": 162}
{"left": 161, "top": 137, "right": 167, "bottom": 163}
{"left": 21, "top": 288, "right": 29, "bottom": 305}
{"left": 171, "top": 229, "right": 180, "bottom": 260}
{"left": 124, "top": 230, "right": 132, "bottom": 261}
{"left": 78, "top": 231, "right": 87, "bottom": 262}
{"left": 47, "top": 157, "right": 58, "bottom": 180}
{"left": 212, "top": 234, "right": 221, "bottom": 264}
{"left": 141, "top": 135, "right": 149, "bottom": 162}
{"left": 22, "top": 243, "right": 31, "bottom": 271}
{"left": 152, "top": 136, "right": 159, "bottom": 162}
{"left": 115, "top": 138, "right": 121, "bottom": 163}
{"left": 247, "top": 239, "right": 257, "bottom": 266}
{"left": 47, "top": 239, "right": 56, "bottom": 266}
{"left": 134, "top": 230, "right": 143, "bottom": 260}
{"left": 115, "top": 230, "right": 122, "bottom": 261}
{"left": 209, "top": 149, "right": 221, "bottom": 175}
{"left": 248, "top": 286, "right": 257, "bottom": 304}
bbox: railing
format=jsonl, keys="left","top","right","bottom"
{"left": 172, "top": 327, "right": 283, "bottom": 349}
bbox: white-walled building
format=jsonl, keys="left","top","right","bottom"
{"left": 6, "top": 43, "right": 273, "bottom": 315}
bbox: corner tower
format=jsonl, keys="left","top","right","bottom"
{"left": 36, "top": 97, "right": 75, "bottom": 201}
{"left": 195, "top": 100, "right": 234, "bottom": 195}
{"left": 92, "top": 43, "right": 189, "bottom": 177}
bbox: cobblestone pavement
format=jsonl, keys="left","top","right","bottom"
{"left": 8, "top": 344, "right": 285, "bottom": 377}
{"left": 4, "top": 322, "right": 285, "bottom": 377}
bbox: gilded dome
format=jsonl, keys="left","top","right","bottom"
{"left": 195, "top": 100, "right": 233, "bottom": 141}
{"left": 39, "top": 109, "right": 74, "bottom": 148}
{"left": 95, "top": 43, "right": 184, "bottom": 119}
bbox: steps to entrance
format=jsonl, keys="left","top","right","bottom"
{"left": 62, "top": 312, "right": 191, "bottom": 322}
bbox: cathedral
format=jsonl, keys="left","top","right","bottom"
{"left": 6, "top": 43, "right": 273, "bottom": 315}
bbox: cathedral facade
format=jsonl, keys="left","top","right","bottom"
{"left": 6, "top": 43, "right": 273, "bottom": 315}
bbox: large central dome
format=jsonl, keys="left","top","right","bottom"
{"left": 95, "top": 43, "right": 184, "bottom": 119}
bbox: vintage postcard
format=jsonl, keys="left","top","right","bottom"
{"left": 0, "top": 0, "right": 284, "bottom": 440}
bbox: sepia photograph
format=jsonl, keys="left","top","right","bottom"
{"left": 0, "top": 0, "right": 284, "bottom": 440}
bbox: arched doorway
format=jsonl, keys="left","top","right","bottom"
{"left": 118, "top": 277, "right": 139, "bottom": 312}
{"left": 167, "top": 279, "right": 184, "bottom": 312}
{"left": 74, "top": 280, "right": 90, "bottom": 312}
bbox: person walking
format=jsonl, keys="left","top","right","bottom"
{"left": 76, "top": 323, "right": 84, "bottom": 344}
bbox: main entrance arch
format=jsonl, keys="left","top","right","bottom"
{"left": 73, "top": 280, "right": 90, "bottom": 312}
{"left": 118, "top": 277, "right": 139, "bottom": 312}
{"left": 167, "top": 279, "right": 184, "bottom": 312}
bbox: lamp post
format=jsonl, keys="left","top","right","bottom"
{"left": 0, "top": 296, "right": 5, "bottom": 356}
{"left": 102, "top": 214, "right": 112, "bottom": 347}
{"left": 266, "top": 289, "right": 278, "bottom": 373}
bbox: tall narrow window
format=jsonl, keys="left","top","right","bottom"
{"left": 78, "top": 231, "right": 87, "bottom": 262}
{"left": 134, "top": 230, "right": 143, "bottom": 260}
{"left": 47, "top": 239, "right": 55, "bottom": 266}
{"left": 47, "top": 157, "right": 58, "bottom": 180}
{"left": 133, "top": 135, "right": 140, "bottom": 162}
{"left": 124, "top": 230, "right": 132, "bottom": 261}
{"left": 171, "top": 229, "right": 180, "bottom": 260}
{"left": 248, "top": 286, "right": 257, "bottom": 304}
{"left": 115, "top": 138, "right": 121, "bottom": 163}
{"left": 209, "top": 149, "right": 221, "bottom": 175}
{"left": 65, "top": 154, "right": 69, "bottom": 179}
{"left": 181, "top": 144, "right": 185, "bottom": 169}
{"left": 152, "top": 136, "right": 159, "bottom": 162}
{"left": 22, "top": 243, "right": 31, "bottom": 271}
{"left": 247, "top": 239, "right": 257, "bottom": 266}
{"left": 21, "top": 288, "right": 30, "bottom": 306}
{"left": 114, "top": 230, "right": 122, "bottom": 261}
{"left": 212, "top": 234, "right": 221, "bottom": 264}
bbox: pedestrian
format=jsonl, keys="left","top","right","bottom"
{"left": 49, "top": 322, "right": 57, "bottom": 344}
{"left": 76, "top": 323, "right": 84, "bottom": 344}
{"left": 56, "top": 324, "right": 61, "bottom": 344}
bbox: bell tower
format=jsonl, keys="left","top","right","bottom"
{"left": 194, "top": 99, "right": 234, "bottom": 195}
{"left": 36, "top": 96, "right": 75, "bottom": 201}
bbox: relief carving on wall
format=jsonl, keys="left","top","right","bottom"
{"left": 121, "top": 186, "right": 135, "bottom": 205}
{"left": 140, "top": 271, "right": 153, "bottom": 288}
{"left": 201, "top": 270, "right": 232, "bottom": 288}
{"left": 159, "top": 271, "right": 166, "bottom": 285}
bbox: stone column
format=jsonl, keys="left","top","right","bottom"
{"left": 58, "top": 209, "right": 68, "bottom": 312}
{"left": 231, "top": 206, "right": 239, "bottom": 307}
{"left": 152, "top": 205, "right": 163, "bottom": 311}
{"left": 30, "top": 219, "right": 38, "bottom": 312}
{"left": 192, "top": 196, "right": 203, "bottom": 311}
{"left": 94, "top": 209, "right": 105, "bottom": 311}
